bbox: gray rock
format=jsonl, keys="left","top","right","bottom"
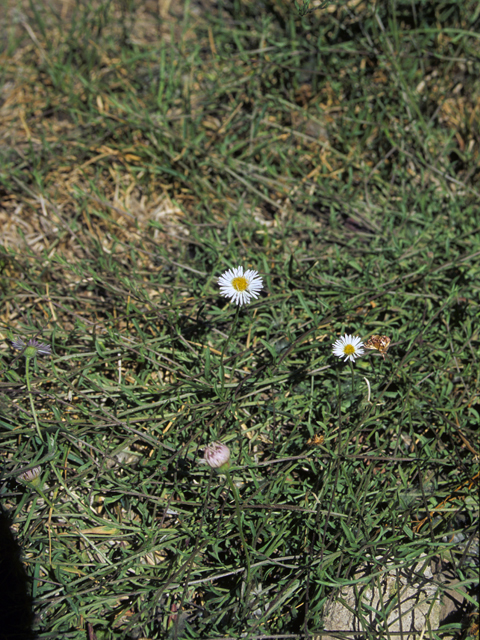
{"left": 322, "top": 555, "right": 442, "bottom": 639}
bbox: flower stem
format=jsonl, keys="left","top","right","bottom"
{"left": 335, "top": 363, "right": 342, "bottom": 425}
{"left": 349, "top": 360, "right": 355, "bottom": 394}
{"left": 219, "top": 306, "right": 240, "bottom": 398}
{"left": 25, "top": 356, "right": 44, "bottom": 442}
{"left": 225, "top": 468, "right": 251, "bottom": 599}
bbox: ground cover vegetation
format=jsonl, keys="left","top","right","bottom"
{"left": 0, "top": 0, "right": 479, "bottom": 638}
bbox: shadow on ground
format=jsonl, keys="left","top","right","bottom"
{"left": 0, "top": 505, "right": 34, "bottom": 640}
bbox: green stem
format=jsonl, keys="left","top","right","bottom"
{"left": 225, "top": 468, "right": 251, "bottom": 599}
{"left": 25, "top": 357, "right": 44, "bottom": 442}
{"left": 349, "top": 360, "right": 355, "bottom": 394}
{"left": 335, "top": 364, "right": 347, "bottom": 476}
{"left": 219, "top": 306, "right": 240, "bottom": 398}
{"left": 335, "top": 364, "right": 342, "bottom": 427}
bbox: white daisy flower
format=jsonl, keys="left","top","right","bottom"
{"left": 332, "top": 334, "right": 364, "bottom": 362}
{"left": 218, "top": 266, "right": 263, "bottom": 306}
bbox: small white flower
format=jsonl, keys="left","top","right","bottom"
{"left": 218, "top": 266, "right": 263, "bottom": 306}
{"left": 332, "top": 334, "right": 364, "bottom": 363}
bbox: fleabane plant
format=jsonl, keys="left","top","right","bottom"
{"left": 332, "top": 334, "right": 364, "bottom": 363}
{"left": 332, "top": 333, "right": 365, "bottom": 395}
{"left": 216, "top": 266, "right": 263, "bottom": 397}
{"left": 17, "top": 465, "right": 42, "bottom": 487}
{"left": 12, "top": 338, "right": 52, "bottom": 357}
{"left": 204, "top": 442, "right": 231, "bottom": 472}
{"left": 203, "top": 442, "right": 251, "bottom": 599}
{"left": 12, "top": 336, "right": 52, "bottom": 442}
{"left": 218, "top": 266, "right": 263, "bottom": 306}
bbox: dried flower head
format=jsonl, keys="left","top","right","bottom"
{"left": 12, "top": 337, "right": 51, "bottom": 358}
{"left": 17, "top": 466, "right": 42, "bottom": 487}
{"left": 218, "top": 266, "right": 263, "bottom": 306}
{"left": 204, "top": 442, "right": 231, "bottom": 471}
{"left": 332, "top": 334, "right": 364, "bottom": 363}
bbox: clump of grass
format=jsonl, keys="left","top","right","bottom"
{"left": 0, "top": 1, "right": 479, "bottom": 639}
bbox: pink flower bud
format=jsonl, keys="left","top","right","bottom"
{"left": 17, "top": 466, "right": 42, "bottom": 487}
{"left": 204, "top": 442, "right": 231, "bottom": 471}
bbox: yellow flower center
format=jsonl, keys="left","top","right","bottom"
{"left": 344, "top": 344, "right": 355, "bottom": 356}
{"left": 231, "top": 276, "right": 248, "bottom": 292}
